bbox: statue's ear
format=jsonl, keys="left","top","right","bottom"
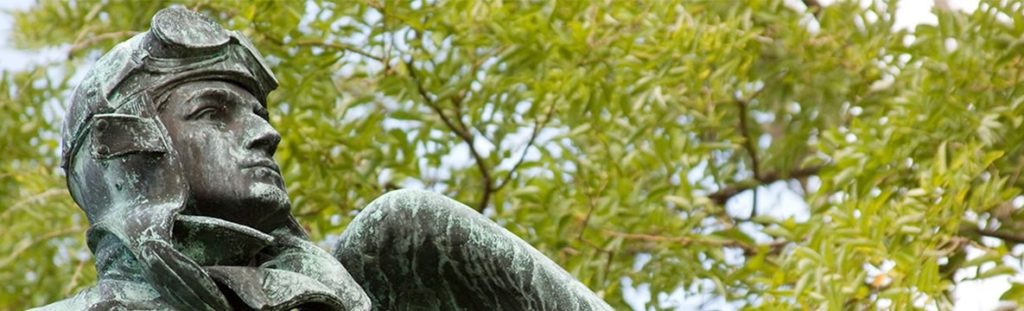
{"left": 89, "top": 113, "right": 168, "bottom": 159}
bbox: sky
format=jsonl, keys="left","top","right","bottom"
{"left": 0, "top": 0, "right": 1011, "bottom": 310}
{"left": 0, "top": 2, "right": 64, "bottom": 72}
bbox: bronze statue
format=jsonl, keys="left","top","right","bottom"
{"left": 38, "top": 7, "right": 611, "bottom": 311}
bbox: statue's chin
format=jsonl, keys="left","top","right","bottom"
{"left": 247, "top": 182, "right": 290, "bottom": 208}
{"left": 240, "top": 182, "right": 293, "bottom": 231}
{"left": 182, "top": 182, "right": 292, "bottom": 234}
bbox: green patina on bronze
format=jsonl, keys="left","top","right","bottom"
{"left": 37, "top": 7, "right": 611, "bottom": 311}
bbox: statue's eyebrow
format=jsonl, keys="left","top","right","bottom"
{"left": 190, "top": 87, "right": 230, "bottom": 102}
{"left": 159, "top": 85, "right": 262, "bottom": 116}
{"left": 180, "top": 87, "right": 245, "bottom": 111}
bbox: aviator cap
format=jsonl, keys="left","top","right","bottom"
{"left": 60, "top": 7, "right": 278, "bottom": 172}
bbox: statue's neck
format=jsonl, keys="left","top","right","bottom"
{"left": 183, "top": 198, "right": 295, "bottom": 235}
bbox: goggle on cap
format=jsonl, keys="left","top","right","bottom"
{"left": 60, "top": 7, "right": 279, "bottom": 171}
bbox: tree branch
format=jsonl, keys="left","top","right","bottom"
{"left": 708, "top": 165, "right": 824, "bottom": 206}
{"left": 577, "top": 179, "right": 609, "bottom": 240}
{"left": 963, "top": 226, "right": 1024, "bottom": 245}
{"left": 494, "top": 103, "right": 557, "bottom": 191}
{"left": 1, "top": 188, "right": 66, "bottom": 219}
{"left": 261, "top": 34, "right": 384, "bottom": 62}
{"left": 0, "top": 226, "right": 85, "bottom": 268}
{"left": 404, "top": 59, "right": 494, "bottom": 211}
{"left": 293, "top": 38, "right": 384, "bottom": 62}
{"left": 62, "top": 259, "right": 89, "bottom": 295}
{"left": 604, "top": 230, "right": 787, "bottom": 255}
{"left": 734, "top": 93, "right": 763, "bottom": 217}
{"left": 735, "top": 99, "right": 761, "bottom": 182}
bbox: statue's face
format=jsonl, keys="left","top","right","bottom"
{"left": 158, "top": 80, "right": 290, "bottom": 230}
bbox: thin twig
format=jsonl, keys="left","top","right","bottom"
{"left": 0, "top": 188, "right": 67, "bottom": 220}
{"left": 494, "top": 103, "right": 557, "bottom": 191}
{"left": 404, "top": 59, "right": 494, "bottom": 211}
{"left": 577, "top": 178, "right": 609, "bottom": 240}
{"left": 734, "top": 92, "right": 763, "bottom": 217}
{"left": 260, "top": 34, "right": 384, "bottom": 63}
{"left": 602, "top": 249, "right": 615, "bottom": 285}
{"left": 708, "top": 165, "right": 824, "bottom": 206}
{"left": 450, "top": 93, "right": 473, "bottom": 139}
{"left": 292, "top": 38, "right": 384, "bottom": 62}
{"left": 966, "top": 226, "right": 1024, "bottom": 245}
{"left": 735, "top": 99, "right": 762, "bottom": 181}
{"left": 0, "top": 226, "right": 85, "bottom": 268}
{"left": 604, "top": 230, "right": 787, "bottom": 255}
{"left": 63, "top": 259, "right": 89, "bottom": 295}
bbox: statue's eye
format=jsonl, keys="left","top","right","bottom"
{"left": 190, "top": 106, "right": 221, "bottom": 120}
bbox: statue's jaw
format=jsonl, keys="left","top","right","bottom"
{"left": 172, "top": 214, "right": 275, "bottom": 266}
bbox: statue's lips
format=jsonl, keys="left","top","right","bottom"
{"left": 240, "top": 159, "right": 281, "bottom": 175}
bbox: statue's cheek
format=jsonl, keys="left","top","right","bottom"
{"left": 184, "top": 126, "right": 232, "bottom": 150}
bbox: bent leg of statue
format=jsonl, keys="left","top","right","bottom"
{"left": 334, "top": 189, "right": 611, "bottom": 311}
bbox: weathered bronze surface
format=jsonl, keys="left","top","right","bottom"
{"left": 38, "top": 7, "right": 611, "bottom": 310}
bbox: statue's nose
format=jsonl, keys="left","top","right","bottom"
{"left": 245, "top": 117, "right": 281, "bottom": 157}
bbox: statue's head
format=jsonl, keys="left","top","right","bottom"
{"left": 60, "top": 7, "right": 289, "bottom": 233}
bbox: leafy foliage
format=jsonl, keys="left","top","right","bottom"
{"left": 3, "top": 0, "right": 1024, "bottom": 309}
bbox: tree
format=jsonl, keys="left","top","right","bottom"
{"left": 2, "top": 0, "right": 1024, "bottom": 309}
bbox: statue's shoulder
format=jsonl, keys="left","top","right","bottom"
{"left": 31, "top": 279, "right": 168, "bottom": 311}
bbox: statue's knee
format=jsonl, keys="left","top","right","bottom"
{"left": 338, "top": 190, "right": 440, "bottom": 258}
{"left": 363, "top": 189, "right": 464, "bottom": 220}
{"left": 341, "top": 189, "right": 462, "bottom": 255}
